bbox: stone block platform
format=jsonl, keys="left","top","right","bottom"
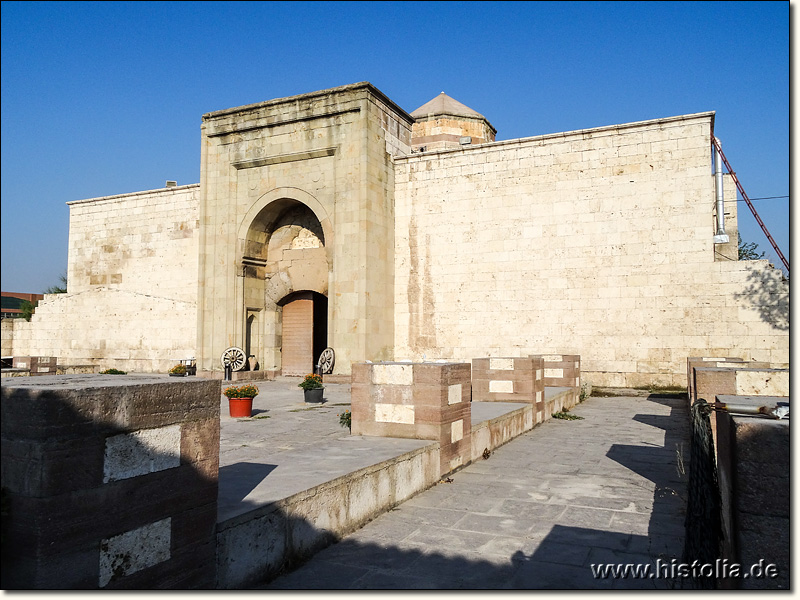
{"left": 214, "top": 376, "right": 579, "bottom": 588}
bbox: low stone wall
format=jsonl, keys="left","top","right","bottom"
{"left": 690, "top": 364, "right": 788, "bottom": 458}
{"left": 215, "top": 442, "right": 440, "bottom": 589}
{"left": 686, "top": 357, "right": 743, "bottom": 401}
{"left": 536, "top": 354, "right": 580, "bottom": 388}
{"left": 693, "top": 366, "right": 788, "bottom": 405}
{"left": 0, "top": 375, "right": 220, "bottom": 589}
{"left": 470, "top": 388, "right": 579, "bottom": 462}
{"left": 686, "top": 357, "right": 771, "bottom": 404}
{"left": 715, "top": 401, "right": 789, "bottom": 589}
{"left": 11, "top": 356, "right": 57, "bottom": 376}
{"left": 472, "top": 357, "right": 544, "bottom": 412}
{"left": 351, "top": 362, "right": 472, "bottom": 477}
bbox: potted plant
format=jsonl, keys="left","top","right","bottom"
{"left": 298, "top": 373, "right": 324, "bottom": 403}
{"left": 169, "top": 364, "right": 187, "bottom": 377}
{"left": 223, "top": 384, "right": 259, "bottom": 418}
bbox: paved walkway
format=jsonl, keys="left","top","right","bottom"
{"left": 261, "top": 393, "right": 690, "bottom": 590}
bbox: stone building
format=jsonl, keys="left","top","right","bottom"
{"left": 1, "top": 82, "right": 788, "bottom": 386}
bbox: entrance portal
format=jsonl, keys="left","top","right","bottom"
{"left": 279, "top": 291, "right": 328, "bottom": 376}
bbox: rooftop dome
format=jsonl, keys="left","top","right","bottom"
{"left": 410, "top": 92, "right": 487, "bottom": 120}
{"left": 410, "top": 92, "right": 496, "bottom": 152}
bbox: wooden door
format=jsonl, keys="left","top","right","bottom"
{"left": 281, "top": 296, "right": 314, "bottom": 376}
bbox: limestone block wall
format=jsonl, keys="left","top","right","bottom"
{"left": 393, "top": 112, "right": 788, "bottom": 387}
{"left": 67, "top": 184, "right": 200, "bottom": 300}
{"left": 4, "top": 288, "right": 197, "bottom": 373}
{"left": 1, "top": 319, "right": 12, "bottom": 356}
{"left": 0, "top": 376, "right": 220, "bottom": 589}
{"left": 197, "top": 82, "right": 412, "bottom": 375}
{"left": 351, "top": 361, "right": 472, "bottom": 476}
{"left": 2, "top": 185, "right": 201, "bottom": 373}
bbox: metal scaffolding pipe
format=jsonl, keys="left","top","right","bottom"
{"left": 713, "top": 139, "right": 729, "bottom": 243}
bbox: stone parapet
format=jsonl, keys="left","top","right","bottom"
{"left": 694, "top": 366, "right": 789, "bottom": 405}
{"left": 351, "top": 361, "right": 471, "bottom": 477}
{"left": 11, "top": 356, "right": 57, "bottom": 376}
{"left": 715, "top": 404, "right": 789, "bottom": 589}
{"left": 0, "top": 375, "right": 220, "bottom": 589}
{"left": 535, "top": 354, "right": 581, "bottom": 389}
{"left": 686, "top": 357, "right": 744, "bottom": 401}
{"left": 687, "top": 358, "right": 771, "bottom": 404}
{"left": 472, "top": 357, "right": 545, "bottom": 422}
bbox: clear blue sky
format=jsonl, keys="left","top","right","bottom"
{"left": 1, "top": 1, "right": 789, "bottom": 292}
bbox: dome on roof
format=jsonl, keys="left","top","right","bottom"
{"left": 409, "top": 92, "right": 496, "bottom": 153}
{"left": 410, "top": 92, "right": 486, "bottom": 120}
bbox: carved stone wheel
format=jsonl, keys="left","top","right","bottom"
{"left": 317, "top": 347, "right": 335, "bottom": 374}
{"left": 220, "top": 346, "right": 247, "bottom": 371}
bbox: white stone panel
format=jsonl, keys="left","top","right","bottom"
{"left": 372, "top": 364, "right": 414, "bottom": 385}
{"left": 99, "top": 518, "right": 171, "bottom": 587}
{"left": 541, "top": 355, "right": 563, "bottom": 361}
{"left": 375, "top": 403, "right": 415, "bottom": 424}
{"left": 489, "top": 380, "right": 514, "bottom": 394}
{"left": 736, "top": 370, "right": 789, "bottom": 397}
{"left": 544, "top": 368, "right": 564, "bottom": 379}
{"left": 103, "top": 425, "right": 181, "bottom": 483}
{"left": 489, "top": 358, "right": 515, "bottom": 371}
{"left": 451, "top": 419, "right": 463, "bottom": 443}
{"left": 448, "top": 384, "right": 462, "bottom": 404}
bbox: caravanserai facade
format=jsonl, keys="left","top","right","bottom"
{"left": 2, "top": 82, "right": 788, "bottom": 386}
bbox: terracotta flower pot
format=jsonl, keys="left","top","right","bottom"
{"left": 228, "top": 397, "right": 253, "bottom": 418}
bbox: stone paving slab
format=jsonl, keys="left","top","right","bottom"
{"left": 264, "top": 394, "right": 690, "bottom": 590}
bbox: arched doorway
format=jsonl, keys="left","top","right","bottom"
{"left": 240, "top": 193, "right": 332, "bottom": 375}
{"left": 278, "top": 291, "right": 328, "bottom": 376}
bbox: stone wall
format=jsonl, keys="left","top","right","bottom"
{"left": 66, "top": 184, "right": 200, "bottom": 299}
{"left": 2, "top": 185, "right": 200, "bottom": 373}
{"left": 197, "top": 82, "right": 412, "bottom": 376}
{"left": 0, "top": 375, "right": 220, "bottom": 589}
{"left": 351, "top": 361, "right": 472, "bottom": 477}
{"left": 472, "top": 356, "right": 545, "bottom": 411}
{"left": 715, "top": 407, "right": 789, "bottom": 589}
{"left": 393, "top": 112, "right": 788, "bottom": 387}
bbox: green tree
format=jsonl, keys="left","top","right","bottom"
{"left": 19, "top": 299, "right": 37, "bottom": 321}
{"left": 738, "top": 233, "right": 765, "bottom": 261}
{"left": 44, "top": 271, "right": 68, "bottom": 294}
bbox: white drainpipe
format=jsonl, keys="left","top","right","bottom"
{"left": 713, "top": 139, "right": 729, "bottom": 244}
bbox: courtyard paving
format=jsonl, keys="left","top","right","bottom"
{"left": 219, "top": 379, "right": 690, "bottom": 590}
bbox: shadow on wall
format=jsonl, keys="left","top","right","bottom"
{"left": 0, "top": 383, "right": 219, "bottom": 590}
{"left": 734, "top": 267, "right": 789, "bottom": 331}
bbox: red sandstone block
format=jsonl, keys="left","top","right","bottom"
{"left": 412, "top": 363, "right": 445, "bottom": 384}
{"left": 350, "top": 363, "right": 372, "bottom": 384}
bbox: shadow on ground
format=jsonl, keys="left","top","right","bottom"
{"left": 255, "top": 395, "right": 691, "bottom": 590}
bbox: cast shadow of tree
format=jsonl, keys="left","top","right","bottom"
{"left": 734, "top": 265, "right": 789, "bottom": 331}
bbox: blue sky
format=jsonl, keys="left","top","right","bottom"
{"left": 1, "top": 1, "right": 789, "bottom": 292}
